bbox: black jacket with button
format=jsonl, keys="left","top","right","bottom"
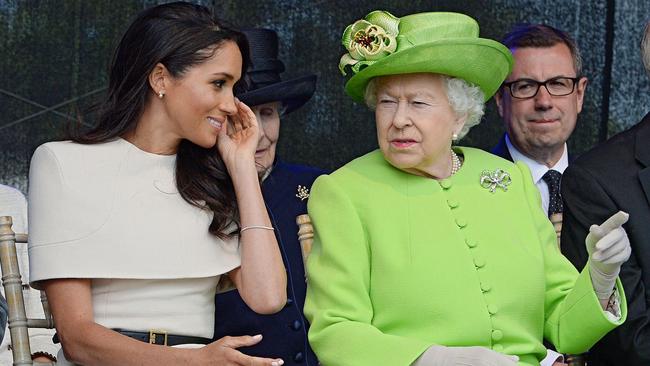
{"left": 213, "top": 160, "right": 325, "bottom": 365}
{"left": 562, "top": 113, "right": 650, "bottom": 365}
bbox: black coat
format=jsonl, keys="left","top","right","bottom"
{"left": 561, "top": 112, "right": 650, "bottom": 365}
{"left": 213, "top": 160, "right": 325, "bottom": 366}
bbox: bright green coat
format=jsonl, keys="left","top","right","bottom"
{"left": 304, "top": 147, "right": 626, "bottom": 366}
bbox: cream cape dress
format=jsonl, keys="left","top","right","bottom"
{"left": 28, "top": 139, "right": 241, "bottom": 364}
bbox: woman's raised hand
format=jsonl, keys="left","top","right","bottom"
{"left": 217, "top": 99, "right": 260, "bottom": 174}
{"left": 199, "top": 335, "right": 284, "bottom": 366}
{"left": 586, "top": 211, "right": 631, "bottom": 299}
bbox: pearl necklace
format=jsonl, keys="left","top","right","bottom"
{"left": 450, "top": 149, "right": 462, "bottom": 176}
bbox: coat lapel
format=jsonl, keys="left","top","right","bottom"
{"left": 635, "top": 113, "right": 650, "bottom": 206}
{"left": 491, "top": 134, "right": 514, "bottom": 162}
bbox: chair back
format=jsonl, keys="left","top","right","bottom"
{"left": 296, "top": 214, "right": 314, "bottom": 267}
{"left": 0, "top": 216, "right": 54, "bottom": 366}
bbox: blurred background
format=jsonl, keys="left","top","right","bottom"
{"left": 1, "top": 0, "right": 649, "bottom": 192}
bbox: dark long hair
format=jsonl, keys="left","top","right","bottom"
{"left": 72, "top": 2, "right": 249, "bottom": 239}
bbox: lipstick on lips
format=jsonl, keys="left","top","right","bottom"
{"left": 390, "top": 138, "right": 417, "bottom": 149}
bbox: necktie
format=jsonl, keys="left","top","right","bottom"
{"left": 542, "top": 169, "right": 563, "bottom": 216}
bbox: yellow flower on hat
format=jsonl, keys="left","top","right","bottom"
{"left": 339, "top": 11, "right": 399, "bottom": 75}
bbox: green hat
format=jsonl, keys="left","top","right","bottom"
{"left": 339, "top": 11, "right": 513, "bottom": 102}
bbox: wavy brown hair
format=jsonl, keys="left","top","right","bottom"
{"left": 72, "top": 2, "right": 249, "bottom": 239}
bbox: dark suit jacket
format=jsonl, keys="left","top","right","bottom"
{"left": 213, "top": 160, "right": 325, "bottom": 366}
{"left": 561, "top": 112, "right": 650, "bottom": 365}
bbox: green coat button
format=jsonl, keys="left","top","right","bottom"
{"left": 474, "top": 257, "right": 485, "bottom": 268}
{"left": 439, "top": 179, "right": 452, "bottom": 189}
{"left": 492, "top": 329, "right": 503, "bottom": 341}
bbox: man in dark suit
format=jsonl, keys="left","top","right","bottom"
{"left": 492, "top": 24, "right": 587, "bottom": 223}
{"left": 212, "top": 28, "right": 324, "bottom": 366}
{"left": 561, "top": 22, "right": 650, "bottom": 366}
{"left": 491, "top": 24, "right": 589, "bottom": 366}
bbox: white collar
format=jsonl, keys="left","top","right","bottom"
{"left": 505, "top": 134, "right": 569, "bottom": 184}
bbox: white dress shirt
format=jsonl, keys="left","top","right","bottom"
{"left": 505, "top": 134, "right": 569, "bottom": 214}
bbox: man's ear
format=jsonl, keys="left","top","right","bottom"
{"left": 148, "top": 63, "right": 170, "bottom": 96}
{"left": 575, "top": 76, "right": 588, "bottom": 114}
{"left": 494, "top": 90, "right": 505, "bottom": 118}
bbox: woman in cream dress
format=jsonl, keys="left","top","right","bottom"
{"left": 28, "top": 3, "right": 286, "bottom": 365}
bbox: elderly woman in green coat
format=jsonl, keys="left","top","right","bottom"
{"left": 304, "top": 11, "right": 630, "bottom": 366}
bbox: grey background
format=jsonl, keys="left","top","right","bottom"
{"left": 1, "top": 0, "right": 649, "bottom": 194}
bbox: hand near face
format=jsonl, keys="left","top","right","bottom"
{"left": 217, "top": 99, "right": 260, "bottom": 173}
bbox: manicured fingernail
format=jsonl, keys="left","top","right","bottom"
{"left": 253, "top": 334, "right": 262, "bottom": 339}
{"left": 272, "top": 360, "right": 284, "bottom": 366}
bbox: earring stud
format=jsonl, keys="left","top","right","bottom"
{"left": 158, "top": 91, "right": 165, "bottom": 99}
{"left": 452, "top": 133, "right": 459, "bottom": 141}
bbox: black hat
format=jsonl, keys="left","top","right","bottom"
{"left": 237, "top": 28, "right": 317, "bottom": 114}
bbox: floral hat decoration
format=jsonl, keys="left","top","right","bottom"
{"left": 339, "top": 11, "right": 513, "bottom": 103}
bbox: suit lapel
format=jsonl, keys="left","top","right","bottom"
{"left": 491, "top": 134, "right": 514, "bottom": 162}
{"left": 634, "top": 114, "right": 650, "bottom": 206}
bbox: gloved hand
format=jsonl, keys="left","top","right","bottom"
{"left": 412, "top": 345, "right": 519, "bottom": 366}
{"left": 586, "top": 211, "right": 631, "bottom": 299}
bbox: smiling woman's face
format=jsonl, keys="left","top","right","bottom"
{"left": 373, "top": 73, "right": 465, "bottom": 177}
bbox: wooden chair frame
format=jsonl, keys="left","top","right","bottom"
{"left": 0, "top": 215, "right": 54, "bottom": 366}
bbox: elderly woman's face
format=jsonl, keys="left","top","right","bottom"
{"left": 252, "top": 101, "right": 281, "bottom": 175}
{"left": 373, "top": 73, "right": 465, "bottom": 177}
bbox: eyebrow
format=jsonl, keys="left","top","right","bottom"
{"left": 211, "top": 72, "right": 235, "bottom": 80}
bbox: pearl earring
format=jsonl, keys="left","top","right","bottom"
{"left": 158, "top": 91, "right": 165, "bottom": 99}
{"left": 452, "top": 133, "right": 459, "bottom": 141}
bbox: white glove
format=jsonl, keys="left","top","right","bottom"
{"left": 412, "top": 345, "right": 519, "bottom": 366}
{"left": 586, "top": 211, "right": 631, "bottom": 299}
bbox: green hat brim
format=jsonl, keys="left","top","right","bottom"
{"left": 345, "top": 38, "right": 513, "bottom": 103}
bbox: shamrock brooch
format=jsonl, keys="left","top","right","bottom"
{"left": 480, "top": 169, "right": 512, "bottom": 193}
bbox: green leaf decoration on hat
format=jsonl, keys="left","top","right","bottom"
{"left": 339, "top": 11, "right": 399, "bottom": 76}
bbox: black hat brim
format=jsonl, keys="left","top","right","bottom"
{"left": 237, "top": 74, "right": 317, "bottom": 114}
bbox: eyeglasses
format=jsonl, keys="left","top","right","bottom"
{"left": 503, "top": 76, "right": 581, "bottom": 99}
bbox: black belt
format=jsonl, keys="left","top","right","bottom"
{"left": 53, "top": 329, "right": 212, "bottom": 346}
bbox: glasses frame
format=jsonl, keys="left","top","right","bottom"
{"left": 503, "top": 76, "right": 583, "bottom": 99}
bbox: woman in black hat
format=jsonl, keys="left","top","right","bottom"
{"left": 213, "top": 28, "right": 324, "bottom": 366}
